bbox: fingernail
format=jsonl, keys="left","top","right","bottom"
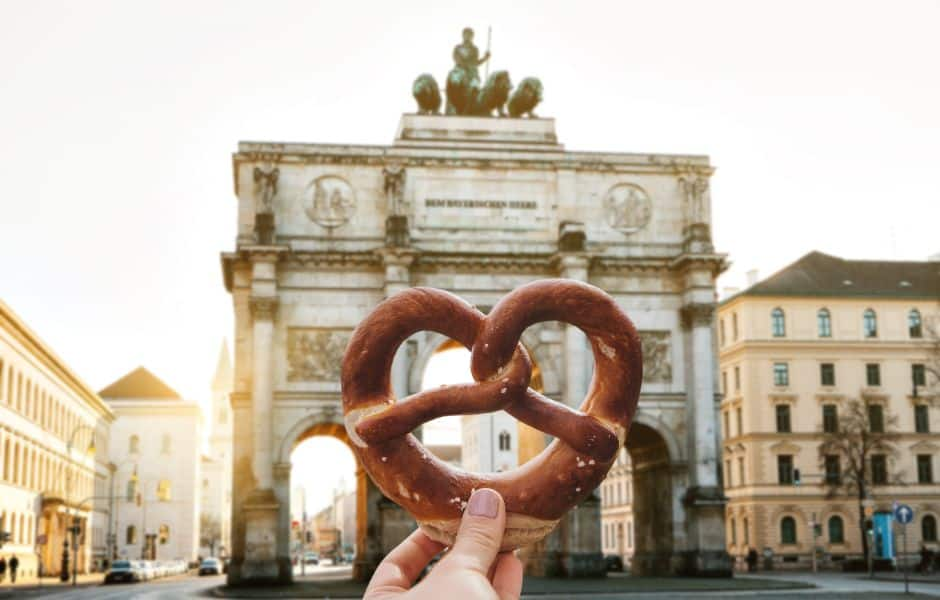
{"left": 467, "top": 488, "right": 499, "bottom": 519}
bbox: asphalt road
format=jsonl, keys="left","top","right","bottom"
{"left": 0, "top": 574, "right": 223, "bottom": 599}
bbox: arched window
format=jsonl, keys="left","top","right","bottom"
{"left": 818, "top": 309, "right": 832, "bottom": 338}
{"left": 780, "top": 516, "right": 797, "bottom": 544}
{"left": 498, "top": 430, "right": 511, "bottom": 451}
{"left": 923, "top": 515, "right": 938, "bottom": 542}
{"left": 157, "top": 479, "right": 172, "bottom": 502}
{"left": 863, "top": 309, "right": 878, "bottom": 338}
{"left": 129, "top": 435, "right": 140, "bottom": 454}
{"left": 126, "top": 477, "right": 137, "bottom": 501}
{"left": 161, "top": 434, "right": 171, "bottom": 454}
{"left": 909, "top": 309, "right": 923, "bottom": 338}
{"left": 828, "top": 515, "right": 845, "bottom": 543}
{"left": 126, "top": 524, "right": 137, "bottom": 544}
{"left": 771, "top": 308, "right": 786, "bottom": 337}
{"left": 159, "top": 524, "right": 170, "bottom": 545}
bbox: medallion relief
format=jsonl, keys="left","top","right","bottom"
{"left": 287, "top": 328, "right": 351, "bottom": 382}
{"left": 302, "top": 175, "right": 356, "bottom": 228}
{"left": 604, "top": 183, "right": 652, "bottom": 234}
{"left": 638, "top": 330, "right": 672, "bottom": 383}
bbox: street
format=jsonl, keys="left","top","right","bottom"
{"left": 3, "top": 569, "right": 940, "bottom": 599}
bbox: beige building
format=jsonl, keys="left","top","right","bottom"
{"left": 719, "top": 251, "right": 940, "bottom": 569}
{"left": 600, "top": 447, "right": 635, "bottom": 565}
{"left": 0, "top": 300, "right": 114, "bottom": 578}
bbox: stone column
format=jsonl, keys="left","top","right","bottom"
{"left": 250, "top": 296, "right": 277, "bottom": 491}
{"left": 353, "top": 466, "right": 385, "bottom": 582}
{"left": 680, "top": 302, "right": 731, "bottom": 576}
{"left": 552, "top": 254, "right": 604, "bottom": 576}
{"left": 380, "top": 249, "right": 416, "bottom": 399}
{"left": 272, "top": 462, "right": 293, "bottom": 582}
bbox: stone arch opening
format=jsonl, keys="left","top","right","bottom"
{"left": 622, "top": 421, "right": 675, "bottom": 575}
{"left": 283, "top": 421, "right": 365, "bottom": 582}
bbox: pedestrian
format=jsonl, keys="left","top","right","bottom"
{"left": 0, "top": 556, "right": 6, "bottom": 582}
{"left": 8, "top": 555, "right": 18, "bottom": 583}
{"left": 747, "top": 547, "right": 759, "bottom": 572}
{"left": 363, "top": 488, "right": 522, "bottom": 600}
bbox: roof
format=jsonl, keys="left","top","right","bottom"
{"left": 99, "top": 366, "right": 182, "bottom": 400}
{"left": 0, "top": 300, "right": 114, "bottom": 420}
{"left": 725, "top": 251, "right": 940, "bottom": 302}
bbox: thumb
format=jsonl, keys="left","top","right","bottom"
{"left": 443, "top": 488, "right": 506, "bottom": 576}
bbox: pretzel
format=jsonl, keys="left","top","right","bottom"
{"left": 341, "top": 279, "right": 642, "bottom": 550}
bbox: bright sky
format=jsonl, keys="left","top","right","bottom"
{"left": 2, "top": 1, "right": 939, "bottom": 413}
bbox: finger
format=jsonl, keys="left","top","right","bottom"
{"left": 441, "top": 488, "right": 505, "bottom": 576}
{"left": 492, "top": 552, "right": 524, "bottom": 600}
{"left": 365, "top": 529, "right": 444, "bottom": 595}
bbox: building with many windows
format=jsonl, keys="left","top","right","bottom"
{"left": 99, "top": 367, "right": 202, "bottom": 563}
{"left": 600, "top": 447, "right": 635, "bottom": 567}
{"left": 718, "top": 251, "right": 940, "bottom": 569}
{"left": 200, "top": 343, "right": 233, "bottom": 558}
{"left": 0, "top": 300, "right": 114, "bottom": 578}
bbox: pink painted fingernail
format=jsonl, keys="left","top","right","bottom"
{"left": 468, "top": 489, "right": 499, "bottom": 519}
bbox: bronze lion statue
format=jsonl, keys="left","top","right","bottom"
{"left": 473, "top": 70, "right": 512, "bottom": 117}
{"left": 412, "top": 73, "right": 442, "bottom": 115}
{"left": 508, "top": 77, "right": 543, "bottom": 118}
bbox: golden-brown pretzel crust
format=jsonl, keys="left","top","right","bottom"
{"left": 341, "top": 279, "right": 642, "bottom": 549}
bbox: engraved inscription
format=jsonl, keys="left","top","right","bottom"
{"left": 425, "top": 198, "right": 537, "bottom": 210}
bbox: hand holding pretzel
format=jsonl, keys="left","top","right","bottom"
{"left": 342, "top": 279, "right": 643, "bottom": 550}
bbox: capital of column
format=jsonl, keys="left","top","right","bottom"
{"left": 680, "top": 302, "right": 716, "bottom": 329}
{"left": 250, "top": 296, "right": 279, "bottom": 321}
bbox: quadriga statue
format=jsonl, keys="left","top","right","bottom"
{"left": 411, "top": 27, "right": 543, "bottom": 119}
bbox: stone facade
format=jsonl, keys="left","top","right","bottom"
{"left": 222, "top": 114, "right": 730, "bottom": 583}
{"left": 600, "top": 448, "right": 635, "bottom": 566}
{"left": 718, "top": 251, "right": 940, "bottom": 570}
{"left": 100, "top": 368, "right": 202, "bottom": 563}
{"left": 0, "top": 299, "right": 113, "bottom": 579}
{"left": 201, "top": 343, "right": 234, "bottom": 558}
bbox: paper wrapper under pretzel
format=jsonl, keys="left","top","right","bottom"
{"left": 341, "top": 279, "right": 643, "bottom": 550}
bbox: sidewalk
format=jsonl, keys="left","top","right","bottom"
{"left": 0, "top": 572, "right": 104, "bottom": 595}
{"left": 212, "top": 575, "right": 812, "bottom": 598}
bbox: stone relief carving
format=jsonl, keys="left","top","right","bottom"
{"left": 638, "top": 331, "right": 672, "bottom": 383}
{"left": 253, "top": 166, "right": 279, "bottom": 214}
{"left": 303, "top": 175, "right": 356, "bottom": 228}
{"left": 604, "top": 183, "right": 651, "bottom": 234}
{"left": 383, "top": 165, "right": 407, "bottom": 216}
{"left": 678, "top": 174, "right": 710, "bottom": 227}
{"left": 287, "top": 328, "right": 351, "bottom": 382}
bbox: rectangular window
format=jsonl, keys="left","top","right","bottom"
{"left": 918, "top": 455, "right": 933, "bottom": 484}
{"left": 743, "top": 517, "right": 750, "bottom": 544}
{"left": 731, "top": 518, "right": 737, "bottom": 545}
{"left": 725, "top": 460, "right": 732, "bottom": 487}
{"left": 823, "top": 404, "right": 838, "bottom": 433}
{"left": 732, "top": 313, "right": 739, "bottom": 341}
{"left": 773, "top": 362, "right": 789, "bottom": 387}
{"left": 916, "top": 405, "right": 930, "bottom": 434}
{"left": 871, "top": 454, "right": 887, "bottom": 485}
{"left": 723, "top": 411, "right": 730, "bottom": 439}
{"left": 868, "top": 404, "right": 885, "bottom": 433}
{"left": 775, "top": 404, "right": 792, "bottom": 433}
{"left": 734, "top": 366, "right": 741, "bottom": 391}
{"left": 825, "top": 455, "right": 841, "bottom": 485}
{"left": 722, "top": 371, "right": 728, "bottom": 395}
{"left": 820, "top": 363, "right": 836, "bottom": 386}
{"left": 866, "top": 363, "right": 881, "bottom": 387}
{"left": 913, "top": 364, "right": 927, "bottom": 388}
{"left": 720, "top": 319, "right": 726, "bottom": 346}
{"left": 738, "top": 457, "right": 745, "bottom": 486}
{"left": 777, "top": 455, "right": 794, "bottom": 484}
{"left": 736, "top": 407, "right": 743, "bottom": 437}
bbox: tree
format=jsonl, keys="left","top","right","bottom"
{"left": 200, "top": 514, "right": 221, "bottom": 557}
{"left": 817, "top": 397, "right": 901, "bottom": 562}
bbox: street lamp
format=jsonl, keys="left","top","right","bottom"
{"left": 62, "top": 424, "right": 96, "bottom": 585}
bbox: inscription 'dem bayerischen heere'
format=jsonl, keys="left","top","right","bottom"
{"left": 426, "top": 198, "right": 538, "bottom": 210}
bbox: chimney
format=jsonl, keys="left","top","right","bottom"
{"left": 746, "top": 269, "right": 759, "bottom": 286}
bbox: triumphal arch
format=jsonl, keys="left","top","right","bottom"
{"left": 222, "top": 104, "right": 730, "bottom": 583}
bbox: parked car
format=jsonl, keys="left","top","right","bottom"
{"left": 303, "top": 552, "right": 320, "bottom": 565}
{"left": 199, "top": 557, "right": 224, "bottom": 576}
{"left": 104, "top": 560, "right": 141, "bottom": 584}
{"left": 604, "top": 554, "right": 624, "bottom": 572}
{"left": 138, "top": 561, "right": 156, "bottom": 581}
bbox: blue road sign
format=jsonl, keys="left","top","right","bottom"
{"left": 895, "top": 503, "right": 914, "bottom": 525}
